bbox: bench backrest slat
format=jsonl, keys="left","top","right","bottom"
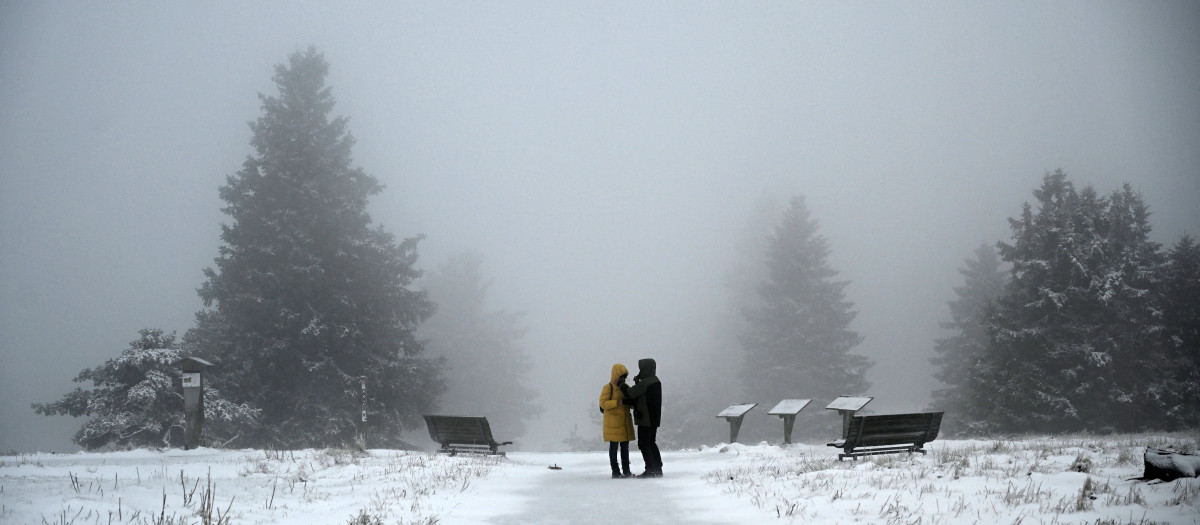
{"left": 423, "top": 415, "right": 499, "bottom": 446}
{"left": 844, "top": 412, "right": 942, "bottom": 448}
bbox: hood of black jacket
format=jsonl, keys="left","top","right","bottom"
{"left": 637, "top": 358, "right": 656, "bottom": 379}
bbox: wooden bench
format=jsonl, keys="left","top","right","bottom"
{"left": 826, "top": 411, "right": 943, "bottom": 460}
{"left": 422, "top": 415, "right": 512, "bottom": 456}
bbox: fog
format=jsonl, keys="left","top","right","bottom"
{"left": 2, "top": 2, "right": 1198, "bottom": 452}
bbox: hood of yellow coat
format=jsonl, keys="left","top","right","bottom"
{"left": 610, "top": 363, "right": 629, "bottom": 384}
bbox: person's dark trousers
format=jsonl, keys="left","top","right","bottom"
{"left": 636, "top": 425, "right": 662, "bottom": 476}
{"left": 608, "top": 441, "right": 631, "bottom": 478}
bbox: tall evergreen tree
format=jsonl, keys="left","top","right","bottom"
{"left": 739, "top": 195, "right": 870, "bottom": 438}
{"left": 184, "top": 47, "right": 441, "bottom": 448}
{"left": 983, "top": 171, "right": 1094, "bottom": 431}
{"left": 1097, "top": 183, "right": 1165, "bottom": 428}
{"left": 928, "top": 244, "right": 1006, "bottom": 434}
{"left": 419, "top": 252, "right": 542, "bottom": 441}
{"left": 983, "top": 170, "right": 1165, "bottom": 433}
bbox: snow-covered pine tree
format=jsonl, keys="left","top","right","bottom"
{"left": 1095, "top": 183, "right": 1164, "bottom": 429}
{"left": 983, "top": 171, "right": 1166, "bottom": 433}
{"left": 34, "top": 329, "right": 257, "bottom": 450}
{"left": 184, "top": 47, "right": 441, "bottom": 448}
{"left": 928, "top": 243, "right": 1007, "bottom": 434}
{"left": 739, "top": 195, "right": 870, "bottom": 439}
{"left": 1156, "top": 236, "right": 1200, "bottom": 428}
{"left": 983, "top": 171, "right": 1095, "bottom": 431}
{"left": 419, "top": 251, "right": 542, "bottom": 440}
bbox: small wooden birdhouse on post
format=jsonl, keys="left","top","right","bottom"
{"left": 173, "top": 356, "right": 213, "bottom": 450}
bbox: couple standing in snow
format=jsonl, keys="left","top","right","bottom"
{"left": 599, "top": 358, "right": 663, "bottom": 479}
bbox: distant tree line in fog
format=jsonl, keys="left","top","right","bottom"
{"left": 35, "top": 49, "right": 1197, "bottom": 450}
{"left": 667, "top": 169, "right": 1198, "bottom": 444}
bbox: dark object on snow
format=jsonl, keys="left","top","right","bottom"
{"left": 1138, "top": 448, "right": 1200, "bottom": 481}
{"left": 422, "top": 415, "right": 512, "bottom": 456}
{"left": 548, "top": 464, "right": 561, "bottom": 470}
{"left": 636, "top": 468, "right": 663, "bottom": 478}
{"left": 826, "top": 411, "right": 943, "bottom": 461}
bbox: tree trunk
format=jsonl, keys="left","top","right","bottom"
{"left": 1139, "top": 448, "right": 1200, "bottom": 481}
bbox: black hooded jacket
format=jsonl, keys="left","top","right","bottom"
{"left": 625, "top": 358, "right": 662, "bottom": 427}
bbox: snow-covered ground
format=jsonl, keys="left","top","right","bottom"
{"left": 3, "top": 433, "right": 1198, "bottom": 524}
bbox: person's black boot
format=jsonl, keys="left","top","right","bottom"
{"left": 611, "top": 464, "right": 622, "bottom": 479}
{"left": 636, "top": 469, "right": 657, "bottom": 479}
{"left": 621, "top": 462, "right": 633, "bottom": 478}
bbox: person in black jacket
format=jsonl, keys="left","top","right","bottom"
{"left": 621, "top": 357, "right": 662, "bottom": 478}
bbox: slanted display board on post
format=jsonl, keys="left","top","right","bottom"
{"left": 825, "top": 396, "right": 872, "bottom": 439}
{"left": 767, "top": 399, "right": 811, "bottom": 444}
{"left": 716, "top": 403, "right": 757, "bottom": 444}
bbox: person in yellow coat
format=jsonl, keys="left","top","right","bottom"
{"left": 599, "top": 363, "right": 636, "bottom": 478}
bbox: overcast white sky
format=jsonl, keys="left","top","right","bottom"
{"left": 2, "top": 2, "right": 1198, "bottom": 452}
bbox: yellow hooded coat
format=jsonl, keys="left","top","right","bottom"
{"left": 599, "top": 363, "right": 636, "bottom": 442}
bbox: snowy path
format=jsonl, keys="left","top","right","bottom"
{"left": 446, "top": 450, "right": 771, "bottom": 524}
{"left": 6, "top": 438, "right": 1198, "bottom": 524}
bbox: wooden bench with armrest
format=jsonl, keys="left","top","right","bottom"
{"left": 422, "top": 415, "right": 512, "bottom": 456}
{"left": 827, "top": 411, "right": 943, "bottom": 460}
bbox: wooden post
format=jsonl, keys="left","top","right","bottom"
{"left": 173, "top": 357, "right": 214, "bottom": 450}
{"left": 728, "top": 417, "right": 744, "bottom": 443}
{"left": 360, "top": 376, "right": 367, "bottom": 423}
{"left": 359, "top": 376, "right": 367, "bottom": 448}
{"left": 767, "top": 399, "right": 811, "bottom": 445}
